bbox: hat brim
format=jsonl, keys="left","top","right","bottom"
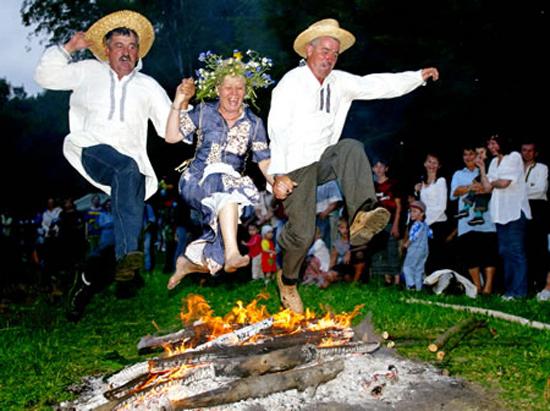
{"left": 293, "top": 26, "right": 355, "bottom": 58}
{"left": 85, "top": 10, "right": 154, "bottom": 61}
{"left": 410, "top": 204, "right": 425, "bottom": 213}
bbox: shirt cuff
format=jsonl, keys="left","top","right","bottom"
{"left": 56, "top": 44, "right": 72, "bottom": 62}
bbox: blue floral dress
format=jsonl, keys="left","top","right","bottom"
{"left": 177, "top": 102, "right": 270, "bottom": 274}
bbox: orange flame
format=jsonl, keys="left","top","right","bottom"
{"left": 166, "top": 294, "right": 363, "bottom": 356}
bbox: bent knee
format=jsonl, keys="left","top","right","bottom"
{"left": 118, "top": 157, "right": 141, "bottom": 177}
{"left": 338, "top": 139, "right": 364, "bottom": 151}
{"left": 280, "top": 228, "right": 316, "bottom": 252}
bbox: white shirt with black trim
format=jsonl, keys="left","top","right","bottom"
{"left": 267, "top": 64, "right": 426, "bottom": 175}
{"left": 34, "top": 45, "right": 171, "bottom": 200}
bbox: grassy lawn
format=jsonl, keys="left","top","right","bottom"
{"left": 1, "top": 269, "right": 549, "bottom": 410}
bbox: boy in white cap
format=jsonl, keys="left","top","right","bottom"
{"left": 402, "top": 200, "right": 432, "bottom": 290}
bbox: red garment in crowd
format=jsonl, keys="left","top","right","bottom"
{"left": 244, "top": 233, "right": 262, "bottom": 258}
{"left": 261, "top": 238, "right": 277, "bottom": 273}
{"left": 375, "top": 178, "right": 400, "bottom": 217}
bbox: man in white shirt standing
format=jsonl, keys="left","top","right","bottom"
{"left": 268, "top": 18, "right": 439, "bottom": 312}
{"left": 34, "top": 10, "right": 171, "bottom": 291}
{"left": 521, "top": 141, "right": 549, "bottom": 292}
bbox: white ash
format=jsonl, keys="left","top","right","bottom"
{"left": 57, "top": 349, "right": 474, "bottom": 411}
{"left": 106, "top": 361, "right": 149, "bottom": 387}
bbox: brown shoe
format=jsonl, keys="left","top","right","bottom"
{"left": 276, "top": 270, "right": 304, "bottom": 314}
{"left": 350, "top": 207, "right": 391, "bottom": 246}
{"left": 115, "top": 251, "right": 144, "bottom": 282}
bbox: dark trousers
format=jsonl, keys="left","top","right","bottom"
{"left": 526, "top": 199, "right": 549, "bottom": 291}
{"left": 81, "top": 144, "right": 145, "bottom": 260}
{"left": 279, "top": 139, "right": 376, "bottom": 280}
{"left": 426, "top": 221, "right": 451, "bottom": 274}
{"left": 496, "top": 213, "right": 528, "bottom": 298}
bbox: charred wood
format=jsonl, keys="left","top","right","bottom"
{"left": 99, "top": 365, "right": 216, "bottom": 410}
{"left": 137, "top": 328, "right": 196, "bottom": 354}
{"left": 317, "top": 341, "right": 380, "bottom": 357}
{"left": 352, "top": 312, "right": 380, "bottom": 343}
{"left": 171, "top": 359, "right": 345, "bottom": 410}
{"left": 149, "top": 328, "right": 352, "bottom": 372}
{"left": 213, "top": 344, "right": 318, "bottom": 377}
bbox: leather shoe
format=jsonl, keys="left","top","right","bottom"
{"left": 350, "top": 207, "right": 390, "bottom": 246}
{"left": 276, "top": 270, "right": 304, "bottom": 314}
{"left": 115, "top": 251, "right": 143, "bottom": 282}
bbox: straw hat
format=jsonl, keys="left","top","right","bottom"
{"left": 85, "top": 10, "right": 154, "bottom": 61}
{"left": 293, "top": 18, "right": 356, "bottom": 58}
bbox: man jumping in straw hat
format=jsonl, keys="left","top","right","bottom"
{"left": 267, "top": 18, "right": 439, "bottom": 313}
{"left": 34, "top": 10, "right": 172, "bottom": 316}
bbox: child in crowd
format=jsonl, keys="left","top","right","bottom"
{"left": 329, "top": 217, "right": 356, "bottom": 282}
{"left": 371, "top": 158, "right": 402, "bottom": 286}
{"left": 402, "top": 200, "right": 432, "bottom": 290}
{"left": 260, "top": 225, "right": 277, "bottom": 283}
{"left": 455, "top": 146, "right": 491, "bottom": 226}
{"left": 302, "top": 226, "right": 335, "bottom": 288}
{"left": 242, "top": 223, "right": 262, "bottom": 280}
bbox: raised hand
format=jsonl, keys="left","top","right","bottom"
{"left": 174, "top": 78, "right": 196, "bottom": 106}
{"left": 421, "top": 67, "right": 439, "bottom": 82}
{"left": 64, "top": 31, "right": 91, "bottom": 54}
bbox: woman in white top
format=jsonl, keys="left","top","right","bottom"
{"left": 477, "top": 134, "right": 531, "bottom": 299}
{"left": 415, "top": 153, "right": 449, "bottom": 274}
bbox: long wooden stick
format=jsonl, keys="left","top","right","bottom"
{"left": 137, "top": 328, "right": 196, "bottom": 354}
{"left": 436, "top": 320, "right": 486, "bottom": 361}
{"left": 428, "top": 317, "right": 483, "bottom": 352}
{"left": 171, "top": 360, "right": 344, "bottom": 410}
{"left": 404, "top": 298, "right": 550, "bottom": 330}
{"left": 150, "top": 328, "right": 351, "bottom": 372}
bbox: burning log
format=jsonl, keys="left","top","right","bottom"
{"left": 99, "top": 365, "right": 216, "bottom": 410}
{"left": 192, "top": 317, "right": 274, "bottom": 351}
{"left": 317, "top": 341, "right": 380, "bottom": 357}
{"left": 210, "top": 342, "right": 379, "bottom": 378}
{"left": 104, "top": 342, "right": 372, "bottom": 408}
{"left": 103, "top": 373, "right": 150, "bottom": 401}
{"left": 150, "top": 328, "right": 353, "bottom": 372}
{"left": 213, "top": 344, "right": 317, "bottom": 377}
{"left": 170, "top": 359, "right": 345, "bottom": 410}
{"left": 428, "top": 317, "right": 484, "bottom": 353}
{"left": 142, "top": 317, "right": 275, "bottom": 355}
{"left": 137, "top": 328, "right": 196, "bottom": 354}
{"left": 352, "top": 312, "right": 380, "bottom": 343}
{"left": 104, "top": 361, "right": 149, "bottom": 389}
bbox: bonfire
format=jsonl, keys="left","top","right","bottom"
{"left": 66, "top": 293, "right": 376, "bottom": 410}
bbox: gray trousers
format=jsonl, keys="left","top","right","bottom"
{"left": 279, "top": 139, "right": 376, "bottom": 281}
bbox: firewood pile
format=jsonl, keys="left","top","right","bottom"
{"left": 57, "top": 295, "right": 499, "bottom": 411}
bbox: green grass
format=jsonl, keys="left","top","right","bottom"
{"left": 1, "top": 271, "right": 549, "bottom": 410}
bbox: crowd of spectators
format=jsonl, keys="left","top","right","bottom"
{"left": 2, "top": 134, "right": 550, "bottom": 307}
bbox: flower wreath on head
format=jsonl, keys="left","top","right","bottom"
{"left": 195, "top": 49, "right": 274, "bottom": 109}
